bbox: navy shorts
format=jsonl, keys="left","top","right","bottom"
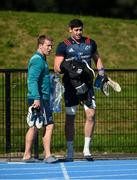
{"left": 28, "top": 99, "right": 54, "bottom": 125}
{"left": 64, "top": 83, "right": 96, "bottom": 109}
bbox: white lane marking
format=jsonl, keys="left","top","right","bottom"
{"left": 60, "top": 163, "right": 70, "bottom": 180}
{"left": 0, "top": 171, "right": 62, "bottom": 176}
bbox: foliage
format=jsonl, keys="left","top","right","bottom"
{"left": 0, "top": 11, "right": 137, "bottom": 69}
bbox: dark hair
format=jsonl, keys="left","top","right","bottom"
{"left": 37, "top": 35, "right": 53, "bottom": 47}
{"left": 68, "top": 19, "right": 83, "bottom": 29}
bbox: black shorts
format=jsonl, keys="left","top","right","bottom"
{"left": 28, "top": 99, "right": 54, "bottom": 125}
{"left": 64, "top": 83, "right": 96, "bottom": 109}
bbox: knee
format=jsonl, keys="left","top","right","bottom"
{"left": 87, "top": 116, "right": 95, "bottom": 124}
{"left": 46, "top": 124, "right": 54, "bottom": 131}
{"left": 86, "top": 110, "right": 95, "bottom": 122}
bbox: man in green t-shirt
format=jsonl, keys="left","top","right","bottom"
{"left": 23, "top": 35, "right": 58, "bottom": 163}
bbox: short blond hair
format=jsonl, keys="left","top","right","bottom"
{"left": 37, "top": 35, "right": 53, "bottom": 47}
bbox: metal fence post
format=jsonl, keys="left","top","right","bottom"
{"left": 5, "top": 71, "right": 11, "bottom": 152}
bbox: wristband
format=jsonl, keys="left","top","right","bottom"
{"left": 98, "top": 68, "right": 105, "bottom": 76}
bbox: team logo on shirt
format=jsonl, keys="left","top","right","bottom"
{"left": 69, "top": 48, "right": 74, "bottom": 52}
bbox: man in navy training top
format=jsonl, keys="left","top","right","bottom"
{"left": 54, "top": 19, "right": 105, "bottom": 161}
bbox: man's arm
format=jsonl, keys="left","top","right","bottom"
{"left": 54, "top": 41, "right": 66, "bottom": 73}
{"left": 93, "top": 50, "right": 107, "bottom": 90}
{"left": 54, "top": 55, "right": 64, "bottom": 73}
{"left": 93, "top": 50, "right": 121, "bottom": 95}
{"left": 93, "top": 50, "right": 104, "bottom": 75}
{"left": 28, "top": 57, "right": 42, "bottom": 108}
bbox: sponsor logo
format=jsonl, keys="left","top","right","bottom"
{"left": 69, "top": 48, "right": 74, "bottom": 52}
{"left": 85, "top": 45, "right": 90, "bottom": 50}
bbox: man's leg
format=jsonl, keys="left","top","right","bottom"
{"left": 65, "top": 115, "right": 75, "bottom": 160}
{"left": 42, "top": 124, "right": 54, "bottom": 159}
{"left": 83, "top": 108, "right": 95, "bottom": 157}
{"left": 42, "top": 99, "right": 58, "bottom": 163}
{"left": 23, "top": 127, "right": 38, "bottom": 160}
{"left": 65, "top": 106, "right": 77, "bottom": 160}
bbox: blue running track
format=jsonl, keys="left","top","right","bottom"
{"left": 0, "top": 159, "right": 137, "bottom": 179}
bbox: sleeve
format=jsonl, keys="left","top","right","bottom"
{"left": 55, "top": 42, "right": 66, "bottom": 56}
{"left": 28, "top": 57, "right": 43, "bottom": 100}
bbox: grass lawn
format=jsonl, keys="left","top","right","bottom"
{"left": 0, "top": 11, "right": 137, "bottom": 69}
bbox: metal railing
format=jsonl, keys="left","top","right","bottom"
{"left": 0, "top": 69, "right": 137, "bottom": 159}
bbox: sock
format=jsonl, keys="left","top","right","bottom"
{"left": 83, "top": 137, "right": 91, "bottom": 156}
{"left": 66, "top": 141, "right": 74, "bottom": 159}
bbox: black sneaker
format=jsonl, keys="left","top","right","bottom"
{"left": 58, "top": 158, "right": 73, "bottom": 162}
{"left": 84, "top": 155, "right": 94, "bottom": 161}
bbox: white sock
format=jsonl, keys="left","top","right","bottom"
{"left": 66, "top": 141, "right": 74, "bottom": 159}
{"left": 83, "top": 137, "right": 91, "bottom": 156}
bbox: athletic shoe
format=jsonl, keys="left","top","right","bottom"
{"left": 27, "top": 106, "right": 45, "bottom": 129}
{"left": 58, "top": 157, "right": 73, "bottom": 162}
{"left": 22, "top": 157, "right": 39, "bottom": 163}
{"left": 43, "top": 156, "right": 58, "bottom": 163}
{"left": 35, "top": 112, "right": 45, "bottom": 129}
{"left": 84, "top": 155, "right": 94, "bottom": 161}
{"left": 26, "top": 106, "right": 36, "bottom": 127}
{"left": 108, "top": 77, "right": 121, "bottom": 92}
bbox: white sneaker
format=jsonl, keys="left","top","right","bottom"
{"left": 35, "top": 117, "right": 44, "bottom": 129}
{"left": 108, "top": 77, "right": 121, "bottom": 92}
{"left": 26, "top": 106, "right": 35, "bottom": 127}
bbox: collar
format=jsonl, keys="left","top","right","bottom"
{"left": 35, "top": 51, "right": 46, "bottom": 61}
{"left": 70, "top": 36, "right": 85, "bottom": 44}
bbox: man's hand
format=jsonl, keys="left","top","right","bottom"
{"left": 94, "top": 74, "right": 109, "bottom": 96}
{"left": 32, "top": 100, "right": 40, "bottom": 108}
{"left": 94, "top": 74, "right": 121, "bottom": 96}
{"left": 94, "top": 74, "right": 108, "bottom": 89}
